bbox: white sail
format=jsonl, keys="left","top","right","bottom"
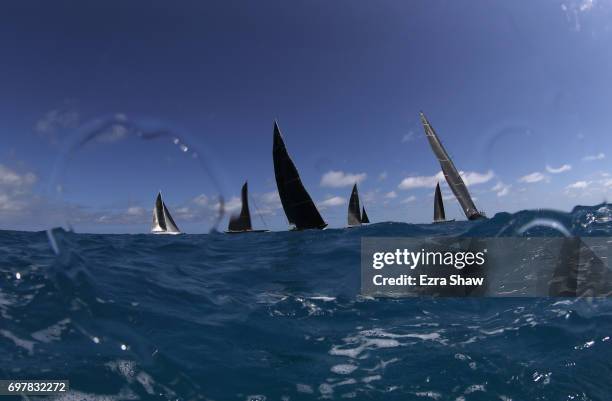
{"left": 151, "top": 207, "right": 165, "bottom": 232}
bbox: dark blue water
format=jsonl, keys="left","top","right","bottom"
{"left": 1, "top": 204, "right": 611, "bottom": 400}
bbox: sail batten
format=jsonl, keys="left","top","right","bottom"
{"left": 420, "top": 112, "right": 483, "bottom": 220}
{"left": 273, "top": 121, "right": 327, "bottom": 230}
{"left": 347, "top": 184, "right": 361, "bottom": 226}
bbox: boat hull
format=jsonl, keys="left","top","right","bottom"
{"left": 289, "top": 224, "right": 328, "bottom": 231}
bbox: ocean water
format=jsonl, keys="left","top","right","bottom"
{"left": 1, "top": 204, "right": 611, "bottom": 401}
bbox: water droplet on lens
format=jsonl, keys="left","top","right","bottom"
{"left": 46, "top": 115, "right": 226, "bottom": 240}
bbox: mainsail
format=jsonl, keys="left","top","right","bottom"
{"left": 433, "top": 182, "right": 446, "bottom": 222}
{"left": 347, "top": 183, "right": 361, "bottom": 226}
{"left": 273, "top": 121, "right": 327, "bottom": 230}
{"left": 419, "top": 112, "right": 483, "bottom": 220}
{"left": 151, "top": 192, "right": 181, "bottom": 234}
{"left": 361, "top": 206, "right": 370, "bottom": 224}
{"left": 228, "top": 181, "right": 253, "bottom": 232}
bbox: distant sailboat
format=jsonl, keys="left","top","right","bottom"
{"left": 226, "top": 181, "right": 268, "bottom": 234}
{"left": 347, "top": 184, "right": 371, "bottom": 227}
{"left": 433, "top": 182, "right": 454, "bottom": 223}
{"left": 348, "top": 184, "right": 361, "bottom": 226}
{"left": 419, "top": 112, "right": 485, "bottom": 220}
{"left": 273, "top": 121, "right": 327, "bottom": 230}
{"left": 151, "top": 192, "right": 182, "bottom": 235}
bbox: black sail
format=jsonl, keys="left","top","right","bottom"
{"left": 228, "top": 181, "right": 253, "bottom": 232}
{"left": 361, "top": 206, "right": 370, "bottom": 224}
{"left": 347, "top": 183, "right": 361, "bottom": 226}
{"left": 433, "top": 182, "right": 446, "bottom": 222}
{"left": 273, "top": 121, "right": 327, "bottom": 230}
{"left": 419, "top": 112, "right": 483, "bottom": 220}
{"left": 162, "top": 202, "right": 181, "bottom": 233}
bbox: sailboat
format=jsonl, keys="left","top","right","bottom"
{"left": 433, "top": 182, "right": 454, "bottom": 223}
{"left": 151, "top": 192, "right": 182, "bottom": 234}
{"left": 273, "top": 121, "right": 327, "bottom": 230}
{"left": 226, "top": 181, "right": 269, "bottom": 234}
{"left": 419, "top": 112, "right": 485, "bottom": 220}
{"left": 347, "top": 183, "right": 371, "bottom": 227}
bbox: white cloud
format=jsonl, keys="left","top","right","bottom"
{"left": 172, "top": 193, "right": 230, "bottom": 223}
{"left": 582, "top": 152, "right": 605, "bottom": 161}
{"left": 398, "top": 171, "right": 444, "bottom": 190}
{"left": 0, "top": 165, "right": 37, "bottom": 187}
{"left": 546, "top": 164, "right": 572, "bottom": 174}
{"left": 192, "top": 194, "right": 209, "bottom": 206}
{"left": 362, "top": 190, "right": 379, "bottom": 203}
{"left": 563, "top": 174, "right": 612, "bottom": 200}
{"left": 253, "top": 191, "right": 282, "bottom": 216}
{"left": 461, "top": 170, "right": 495, "bottom": 186}
{"left": 35, "top": 108, "right": 79, "bottom": 137}
{"left": 401, "top": 131, "right": 416, "bottom": 143}
{"left": 0, "top": 164, "right": 38, "bottom": 212}
{"left": 566, "top": 180, "right": 590, "bottom": 189}
{"left": 94, "top": 206, "right": 152, "bottom": 225}
{"left": 320, "top": 170, "right": 367, "bottom": 188}
{"left": 222, "top": 196, "right": 242, "bottom": 214}
{"left": 319, "top": 196, "right": 345, "bottom": 208}
{"left": 378, "top": 172, "right": 388, "bottom": 181}
{"left": 518, "top": 172, "right": 547, "bottom": 184}
{"left": 442, "top": 192, "right": 455, "bottom": 201}
{"left": 384, "top": 191, "right": 397, "bottom": 199}
{"left": 95, "top": 123, "right": 129, "bottom": 143}
{"left": 126, "top": 206, "right": 145, "bottom": 216}
{"left": 491, "top": 182, "right": 511, "bottom": 197}
{"left": 398, "top": 170, "right": 494, "bottom": 190}
{"left": 401, "top": 196, "right": 417, "bottom": 204}
{"left": 260, "top": 191, "right": 280, "bottom": 204}
{"left": 178, "top": 190, "right": 281, "bottom": 223}
{"left": 0, "top": 194, "right": 26, "bottom": 212}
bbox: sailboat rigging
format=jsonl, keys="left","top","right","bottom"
{"left": 419, "top": 112, "right": 485, "bottom": 221}
{"left": 273, "top": 121, "right": 327, "bottom": 230}
{"left": 151, "top": 192, "right": 182, "bottom": 235}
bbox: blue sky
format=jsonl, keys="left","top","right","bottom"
{"left": 0, "top": 0, "right": 611, "bottom": 233}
